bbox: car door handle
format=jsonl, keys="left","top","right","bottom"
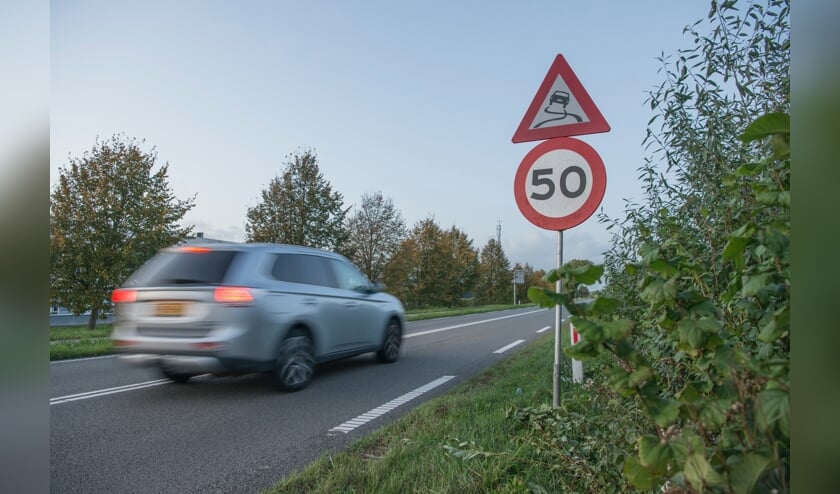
{"left": 344, "top": 301, "right": 358, "bottom": 308}
{"left": 303, "top": 297, "right": 318, "bottom": 306}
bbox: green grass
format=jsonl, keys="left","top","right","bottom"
{"left": 48, "top": 305, "right": 535, "bottom": 361}
{"left": 49, "top": 338, "right": 115, "bottom": 360}
{"left": 50, "top": 325, "right": 112, "bottom": 341}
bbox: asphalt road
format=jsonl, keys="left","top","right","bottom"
{"left": 50, "top": 307, "right": 560, "bottom": 493}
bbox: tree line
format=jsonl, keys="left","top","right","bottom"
{"left": 50, "top": 143, "right": 554, "bottom": 328}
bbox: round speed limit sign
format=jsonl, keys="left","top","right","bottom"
{"left": 514, "top": 137, "right": 606, "bottom": 231}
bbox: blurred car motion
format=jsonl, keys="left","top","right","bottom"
{"left": 110, "top": 243, "right": 405, "bottom": 391}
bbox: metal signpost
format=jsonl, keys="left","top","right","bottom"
{"left": 511, "top": 54, "right": 610, "bottom": 407}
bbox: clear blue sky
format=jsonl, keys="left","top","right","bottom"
{"left": 50, "top": 1, "right": 709, "bottom": 272}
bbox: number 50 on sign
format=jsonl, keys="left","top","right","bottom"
{"left": 513, "top": 137, "right": 606, "bottom": 231}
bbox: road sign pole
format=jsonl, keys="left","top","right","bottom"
{"left": 553, "top": 229, "right": 563, "bottom": 408}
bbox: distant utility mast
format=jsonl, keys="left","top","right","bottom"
{"left": 496, "top": 220, "right": 502, "bottom": 245}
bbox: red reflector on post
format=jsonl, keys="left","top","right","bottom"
{"left": 111, "top": 288, "right": 137, "bottom": 303}
{"left": 214, "top": 287, "right": 254, "bottom": 303}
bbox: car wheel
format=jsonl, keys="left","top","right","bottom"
{"left": 274, "top": 334, "right": 315, "bottom": 391}
{"left": 160, "top": 365, "right": 193, "bottom": 384}
{"left": 377, "top": 319, "right": 402, "bottom": 363}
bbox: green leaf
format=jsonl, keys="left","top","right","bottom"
{"left": 603, "top": 319, "right": 634, "bottom": 339}
{"left": 640, "top": 244, "right": 661, "bottom": 264}
{"left": 568, "top": 263, "right": 604, "bottom": 284}
{"left": 527, "top": 287, "right": 569, "bottom": 309}
{"left": 742, "top": 273, "right": 772, "bottom": 297}
{"left": 728, "top": 453, "right": 773, "bottom": 494}
{"left": 638, "top": 435, "right": 671, "bottom": 474}
{"left": 738, "top": 112, "right": 789, "bottom": 143}
{"left": 684, "top": 452, "right": 726, "bottom": 489}
{"left": 678, "top": 319, "right": 706, "bottom": 349}
{"left": 668, "top": 432, "right": 704, "bottom": 464}
{"left": 756, "top": 388, "right": 790, "bottom": 438}
{"left": 699, "top": 399, "right": 730, "bottom": 429}
{"left": 648, "top": 397, "right": 680, "bottom": 427}
{"left": 734, "top": 162, "right": 764, "bottom": 176}
{"left": 649, "top": 259, "right": 678, "bottom": 277}
{"left": 623, "top": 456, "right": 655, "bottom": 490}
{"left": 756, "top": 190, "right": 790, "bottom": 206}
{"left": 641, "top": 277, "right": 678, "bottom": 305}
{"left": 758, "top": 318, "right": 782, "bottom": 342}
{"left": 564, "top": 340, "right": 601, "bottom": 360}
{"left": 722, "top": 235, "right": 749, "bottom": 263}
{"left": 628, "top": 367, "right": 653, "bottom": 387}
{"left": 570, "top": 317, "right": 605, "bottom": 344}
{"left": 585, "top": 296, "right": 619, "bottom": 316}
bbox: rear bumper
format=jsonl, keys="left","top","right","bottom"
{"left": 117, "top": 353, "right": 272, "bottom": 375}
{"left": 119, "top": 354, "right": 226, "bottom": 374}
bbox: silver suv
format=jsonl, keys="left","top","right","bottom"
{"left": 110, "top": 243, "right": 405, "bottom": 391}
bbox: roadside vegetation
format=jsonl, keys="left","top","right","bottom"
{"left": 268, "top": 328, "right": 647, "bottom": 493}
{"left": 49, "top": 304, "right": 534, "bottom": 361}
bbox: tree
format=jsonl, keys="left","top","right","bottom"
{"left": 245, "top": 149, "right": 349, "bottom": 251}
{"left": 440, "top": 226, "right": 479, "bottom": 307}
{"left": 50, "top": 135, "right": 195, "bottom": 328}
{"left": 345, "top": 191, "right": 406, "bottom": 282}
{"left": 474, "top": 238, "right": 511, "bottom": 305}
{"left": 514, "top": 262, "right": 552, "bottom": 304}
{"left": 382, "top": 217, "right": 478, "bottom": 309}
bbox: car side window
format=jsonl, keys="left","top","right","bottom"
{"left": 271, "top": 254, "right": 337, "bottom": 288}
{"left": 328, "top": 259, "right": 370, "bottom": 291}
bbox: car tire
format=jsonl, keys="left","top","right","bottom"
{"left": 160, "top": 365, "right": 193, "bottom": 384}
{"left": 376, "top": 319, "right": 402, "bottom": 363}
{"left": 274, "top": 334, "right": 315, "bottom": 391}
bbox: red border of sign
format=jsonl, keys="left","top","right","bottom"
{"left": 514, "top": 137, "right": 606, "bottom": 231}
{"left": 512, "top": 54, "right": 610, "bottom": 143}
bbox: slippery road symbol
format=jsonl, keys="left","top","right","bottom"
{"left": 534, "top": 90, "right": 583, "bottom": 128}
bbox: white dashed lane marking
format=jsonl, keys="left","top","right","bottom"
{"left": 328, "top": 375, "right": 455, "bottom": 434}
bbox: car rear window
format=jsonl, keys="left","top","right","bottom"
{"left": 271, "top": 253, "right": 336, "bottom": 288}
{"left": 126, "top": 249, "right": 241, "bottom": 287}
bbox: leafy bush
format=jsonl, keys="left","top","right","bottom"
{"left": 528, "top": 1, "right": 789, "bottom": 492}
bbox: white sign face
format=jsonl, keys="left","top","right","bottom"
{"left": 528, "top": 78, "right": 592, "bottom": 131}
{"left": 524, "top": 149, "right": 593, "bottom": 217}
{"left": 514, "top": 137, "right": 606, "bottom": 231}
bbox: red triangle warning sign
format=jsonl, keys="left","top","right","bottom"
{"left": 512, "top": 54, "right": 610, "bottom": 143}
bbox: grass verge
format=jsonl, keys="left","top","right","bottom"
{"left": 265, "top": 328, "right": 646, "bottom": 493}
{"left": 48, "top": 305, "right": 535, "bottom": 361}
{"left": 49, "top": 339, "right": 114, "bottom": 360}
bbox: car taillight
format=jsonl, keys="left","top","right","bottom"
{"left": 111, "top": 288, "right": 137, "bottom": 303}
{"left": 179, "top": 246, "right": 211, "bottom": 253}
{"left": 214, "top": 286, "right": 254, "bottom": 303}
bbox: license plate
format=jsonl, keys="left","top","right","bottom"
{"left": 154, "top": 301, "right": 188, "bottom": 317}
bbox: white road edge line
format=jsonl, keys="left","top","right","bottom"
{"left": 50, "top": 354, "right": 119, "bottom": 364}
{"left": 405, "top": 309, "right": 543, "bottom": 339}
{"left": 50, "top": 379, "right": 170, "bottom": 406}
{"left": 493, "top": 340, "right": 525, "bottom": 354}
{"left": 536, "top": 326, "right": 551, "bottom": 333}
{"left": 328, "top": 375, "right": 455, "bottom": 434}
